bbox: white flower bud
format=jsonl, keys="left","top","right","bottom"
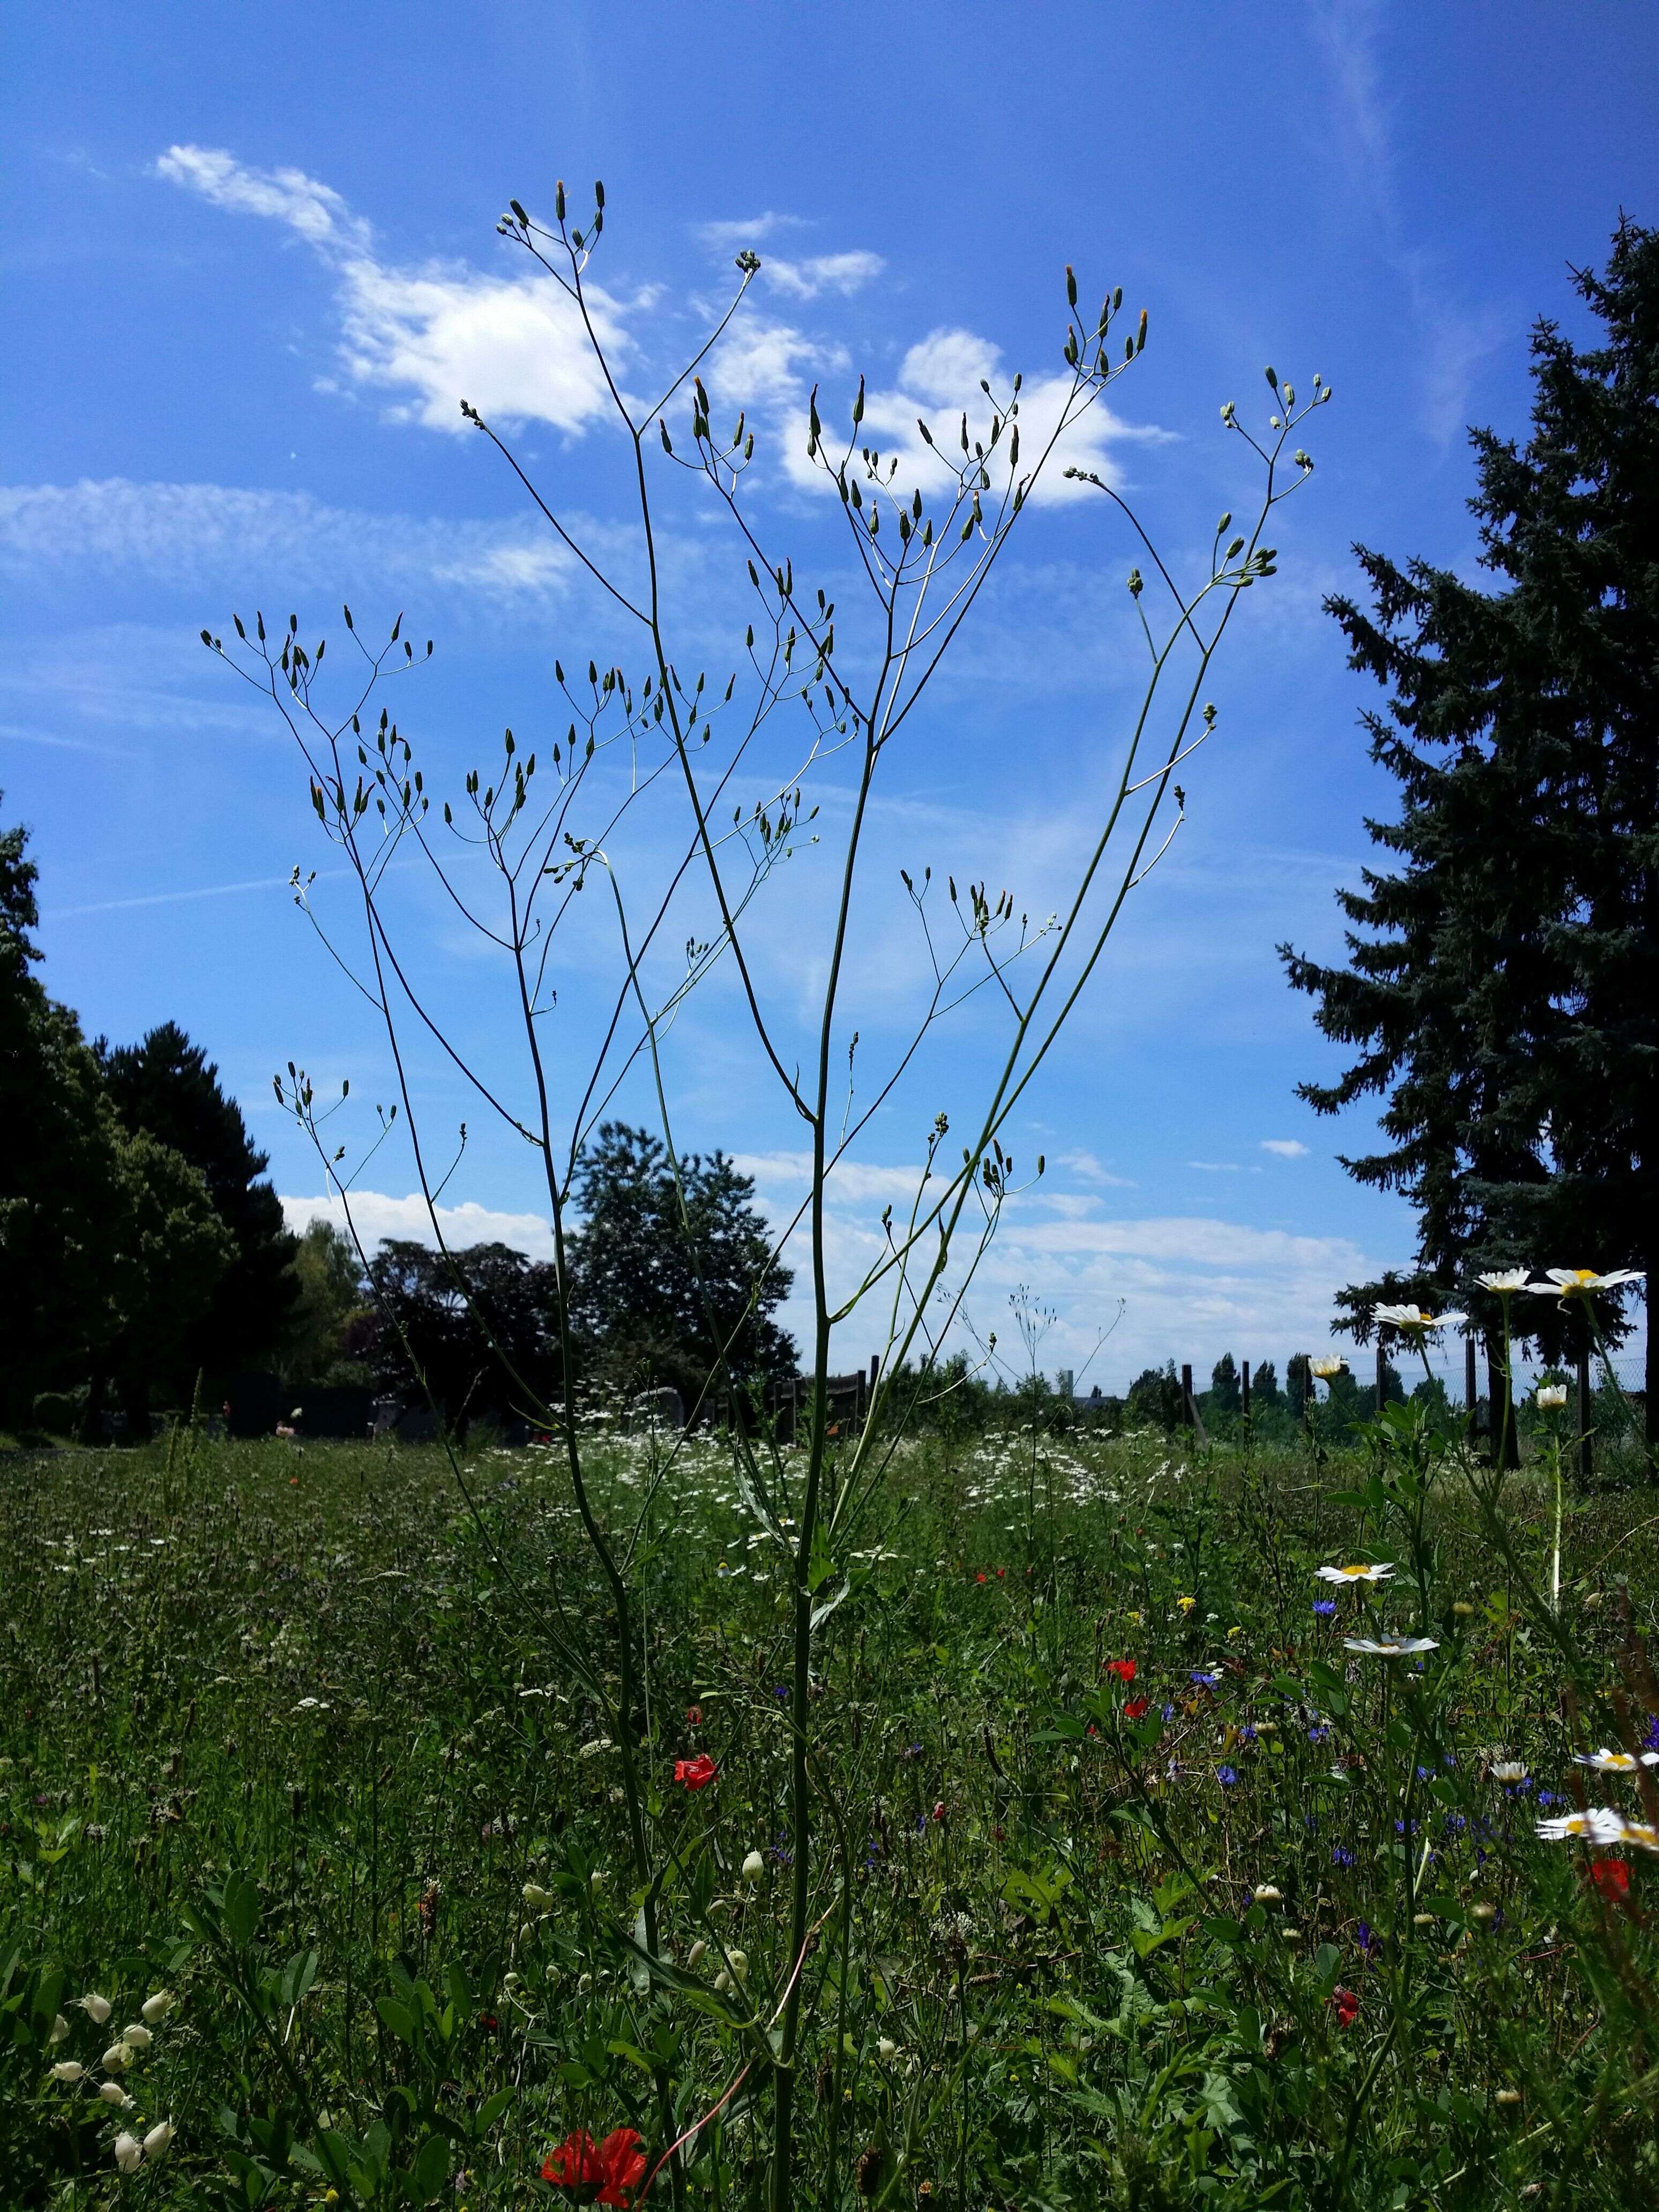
{"left": 101, "top": 2042, "right": 132, "bottom": 2073}
{"left": 143, "top": 2118, "right": 175, "bottom": 2159}
{"left": 121, "top": 2024, "right": 152, "bottom": 2050}
{"left": 78, "top": 1993, "right": 113, "bottom": 2026}
{"left": 114, "top": 2132, "right": 143, "bottom": 2174}
{"left": 1252, "top": 1885, "right": 1282, "bottom": 1904}
{"left": 741, "top": 1850, "right": 765, "bottom": 1882}
{"left": 140, "top": 1991, "right": 174, "bottom": 2024}
{"left": 728, "top": 1949, "right": 748, "bottom": 1980}
{"left": 48, "top": 2014, "right": 70, "bottom": 2044}
{"left": 878, "top": 2036, "right": 899, "bottom": 2060}
{"left": 50, "top": 2060, "right": 86, "bottom": 2082}
{"left": 687, "top": 1940, "right": 708, "bottom": 1969}
{"left": 98, "top": 2081, "right": 131, "bottom": 2106}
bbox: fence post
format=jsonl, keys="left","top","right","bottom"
{"left": 1578, "top": 1341, "right": 1594, "bottom": 1485}
{"left": 1465, "top": 1335, "right": 1478, "bottom": 1424}
{"left": 1180, "top": 1364, "right": 1194, "bottom": 1427}
{"left": 1241, "top": 1359, "right": 1251, "bottom": 1419}
{"left": 1376, "top": 1340, "right": 1387, "bottom": 1414}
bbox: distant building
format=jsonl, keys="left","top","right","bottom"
{"left": 1056, "top": 1368, "right": 1074, "bottom": 1401}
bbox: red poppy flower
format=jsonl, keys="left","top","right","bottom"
{"left": 1123, "top": 1697, "right": 1150, "bottom": 1722}
{"left": 542, "top": 2127, "right": 648, "bottom": 2206}
{"left": 1105, "top": 1657, "right": 1138, "bottom": 1684}
{"left": 996, "top": 1568, "right": 1006, "bottom": 1580}
{"left": 685, "top": 1705, "right": 703, "bottom": 1728}
{"left": 675, "top": 1753, "right": 718, "bottom": 1791}
{"left": 976, "top": 1572, "right": 987, "bottom": 1584}
{"left": 931, "top": 1800, "right": 946, "bottom": 1822}
{"left": 1329, "top": 1986, "right": 1360, "bottom": 2029}
{"left": 1589, "top": 1857, "right": 1631, "bottom": 1903}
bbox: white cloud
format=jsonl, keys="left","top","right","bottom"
{"left": 282, "top": 1190, "right": 555, "bottom": 1260}
{"left": 763, "top": 251, "right": 886, "bottom": 301}
{"left": 1260, "top": 1138, "right": 1311, "bottom": 1159}
{"left": 1056, "top": 1147, "right": 1135, "bottom": 1187}
{"left": 0, "top": 479, "right": 573, "bottom": 596}
{"left": 158, "top": 144, "right": 625, "bottom": 435}
{"left": 698, "top": 212, "right": 810, "bottom": 249}
{"left": 1188, "top": 1160, "right": 1242, "bottom": 1173}
{"left": 780, "top": 324, "right": 1171, "bottom": 509}
{"left": 156, "top": 144, "right": 370, "bottom": 250}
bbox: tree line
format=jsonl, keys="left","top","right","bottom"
{"left": 0, "top": 806, "right": 793, "bottom": 1438}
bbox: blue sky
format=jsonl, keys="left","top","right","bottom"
{"left": 4, "top": 3, "right": 1656, "bottom": 1388}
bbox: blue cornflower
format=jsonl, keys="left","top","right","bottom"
{"left": 1161, "top": 1701, "right": 1176, "bottom": 1723}
{"left": 1191, "top": 1671, "right": 1219, "bottom": 1690}
{"left": 1313, "top": 1599, "right": 1337, "bottom": 1618}
{"left": 1645, "top": 1713, "right": 1659, "bottom": 1752}
{"left": 1356, "top": 1920, "right": 1377, "bottom": 1953}
{"left": 1331, "top": 1844, "right": 1356, "bottom": 1869}
{"left": 1309, "top": 1724, "right": 1331, "bottom": 1744}
{"left": 1217, "top": 1765, "right": 1239, "bottom": 1786}
{"left": 1536, "top": 1790, "right": 1557, "bottom": 1808}
{"left": 773, "top": 1686, "right": 789, "bottom": 1702}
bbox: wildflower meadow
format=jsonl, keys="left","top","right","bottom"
{"left": 4, "top": 1377, "right": 1657, "bottom": 2209}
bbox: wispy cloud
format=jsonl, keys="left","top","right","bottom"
{"left": 763, "top": 250, "right": 886, "bottom": 301}
{"left": 158, "top": 144, "right": 626, "bottom": 435}
{"left": 0, "top": 479, "right": 574, "bottom": 596}
{"left": 1309, "top": 3, "right": 1508, "bottom": 446}
{"left": 1260, "top": 1138, "right": 1311, "bottom": 1159}
{"left": 697, "top": 212, "right": 811, "bottom": 250}
{"left": 1056, "top": 1147, "right": 1135, "bottom": 1187}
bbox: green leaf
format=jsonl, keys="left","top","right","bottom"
{"left": 474, "top": 2088, "right": 514, "bottom": 2135}
{"left": 377, "top": 1997, "right": 417, "bottom": 2045}
{"left": 412, "top": 2132, "right": 450, "bottom": 2204}
{"left": 223, "top": 1872, "right": 261, "bottom": 1949}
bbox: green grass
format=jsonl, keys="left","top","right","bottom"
{"left": 3, "top": 1413, "right": 1657, "bottom": 2209}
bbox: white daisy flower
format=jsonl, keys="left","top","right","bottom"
{"left": 1536, "top": 1384, "right": 1568, "bottom": 1410}
{"left": 1343, "top": 1635, "right": 1439, "bottom": 1658}
{"left": 1575, "top": 1748, "right": 1659, "bottom": 1774}
{"left": 1526, "top": 1267, "right": 1645, "bottom": 1302}
{"left": 1309, "top": 1356, "right": 1347, "bottom": 1380}
{"left": 1489, "top": 1761, "right": 1528, "bottom": 1784}
{"left": 1476, "top": 1269, "right": 1533, "bottom": 1295}
{"left": 1317, "top": 1562, "right": 1395, "bottom": 1585}
{"left": 1374, "top": 1304, "right": 1468, "bottom": 1333}
{"left": 1536, "top": 1807, "right": 1628, "bottom": 1845}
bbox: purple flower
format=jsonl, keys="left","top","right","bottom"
{"left": 1331, "top": 1844, "right": 1356, "bottom": 1869}
{"left": 1309, "top": 1724, "right": 1331, "bottom": 1744}
{"left": 1161, "top": 1701, "right": 1176, "bottom": 1723}
{"left": 1191, "top": 1671, "right": 1219, "bottom": 1690}
{"left": 1536, "top": 1790, "right": 1557, "bottom": 1808}
{"left": 1217, "top": 1765, "right": 1239, "bottom": 1786}
{"left": 1356, "top": 1920, "right": 1378, "bottom": 1953}
{"left": 1644, "top": 1713, "right": 1659, "bottom": 1752}
{"left": 1313, "top": 1599, "right": 1336, "bottom": 1618}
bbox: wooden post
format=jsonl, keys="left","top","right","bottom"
{"left": 1376, "top": 1340, "right": 1387, "bottom": 1414}
{"left": 1465, "top": 1335, "right": 1478, "bottom": 1422}
{"left": 1578, "top": 1341, "right": 1594, "bottom": 1485}
{"left": 1180, "top": 1363, "right": 1194, "bottom": 1427}
{"left": 1241, "top": 1359, "right": 1251, "bottom": 1419}
{"left": 869, "top": 1353, "right": 879, "bottom": 1392}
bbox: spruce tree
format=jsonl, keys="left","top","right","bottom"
{"left": 1282, "top": 220, "right": 1659, "bottom": 1444}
